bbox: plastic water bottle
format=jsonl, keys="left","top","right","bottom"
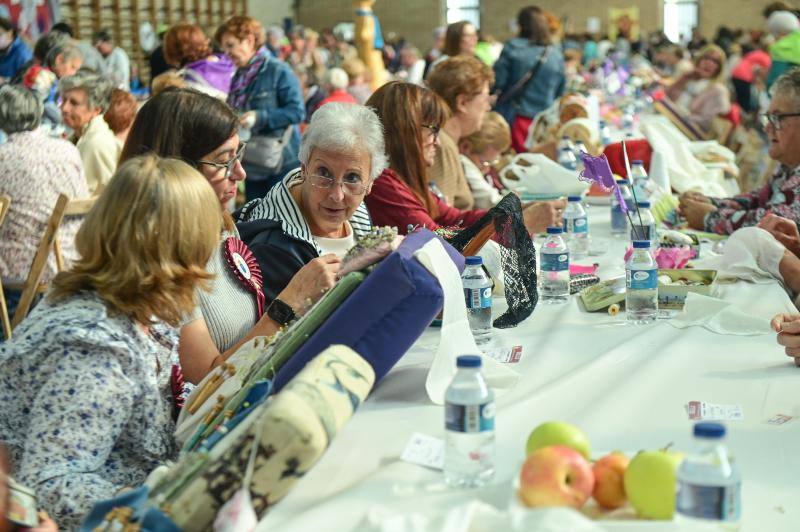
{"left": 630, "top": 201, "right": 658, "bottom": 249}
{"left": 599, "top": 120, "right": 612, "bottom": 146}
{"left": 574, "top": 140, "right": 588, "bottom": 172}
{"left": 631, "top": 160, "right": 651, "bottom": 202}
{"left": 625, "top": 240, "right": 658, "bottom": 324}
{"left": 677, "top": 423, "right": 741, "bottom": 529}
{"left": 563, "top": 196, "right": 589, "bottom": 259}
{"left": 621, "top": 105, "right": 635, "bottom": 132}
{"left": 558, "top": 135, "right": 576, "bottom": 154}
{"left": 610, "top": 179, "right": 634, "bottom": 237}
{"left": 462, "top": 256, "right": 492, "bottom": 345}
{"left": 557, "top": 146, "right": 578, "bottom": 171}
{"left": 540, "top": 227, "right": 570, "bottom": 303}
{"left": 444, "top": 355, "right": 495, "bottom": 488}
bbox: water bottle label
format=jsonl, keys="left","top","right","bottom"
{"left": 677, "top": 481, "right": 741, "bottom": 521}
{"left": 564, "top": 216, "right": 588, "bottom": 234}
{"left": 445, "top": 401, "right": 495, "bottom": 433}
{"left": 630, "top": 224, "right": 653, "bottom": 241}
{"left": 627, "top": 268, "right": 657, "bottom": 290}
{"left": 541, "top": 252, "right": 569, "bottom": 272}
{"left": 464, "top": 287, "right": 492, "bottom": 309}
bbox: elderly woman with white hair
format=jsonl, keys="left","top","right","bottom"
{"left": 680, "top": 68, "right": 800, "bottom": 235}
{"left": 0, "top": 85, "right": 89, "bottom": 319}
{"left": 766, "top": 10, "right": 800, "bottom": 88}
{"left": 238, "top": 102, "right": 386, "bottom": 320}
{"left": 60, "top": 72, "right": 119, "bottom": 194}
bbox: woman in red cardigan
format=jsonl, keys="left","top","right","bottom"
{"left": 365, "top": 81, "right": 563, "bottom": 234}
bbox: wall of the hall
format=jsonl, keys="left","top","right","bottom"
{"left": 263, "top": 0, "right": 787, "bottom": 52}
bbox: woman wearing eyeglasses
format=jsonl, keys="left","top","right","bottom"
{"left": 120, "top": 88, "right": 341, "bottom": 384}
{"left": 665, "top": 44, "right": 731, "bottom": 133}
{"left": 237, "top": 102, "right": 386, "bottom": 313}
{"left": 679, "top": 69, "right": 800, "bottom": 235}
{"left": 365, "top": 81, "right": 563, "bottom": 235}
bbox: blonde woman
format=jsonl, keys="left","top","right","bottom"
{"left": 665, "top": 44, "right": 731, "bottom": 132}
{"left": 459, "top": 111, "right": 511, "bottom": 209}
{"left": 0, "top": 155, "right": 223, "bottom": 529}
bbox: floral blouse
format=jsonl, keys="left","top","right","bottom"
{"left": 0, "top": 291, "right": 180, "bottom": 530}
{"left": 705, "top": 163, "right": 800, "bottom": 235}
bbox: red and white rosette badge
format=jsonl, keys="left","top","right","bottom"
{"left": 224, "top": 237, "right": 266, "bottom": 318}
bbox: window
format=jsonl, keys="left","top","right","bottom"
{"left": 447, "top": 0, "right": 480, "bottom": 28}
{"left": 664, "top": 0, "right": 699, "bottom": 44}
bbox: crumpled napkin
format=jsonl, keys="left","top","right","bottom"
{"left": 413, "top": 239, "right": 519, "bottom": 405}
{"left": 669, "top": 292, "right": 772, "bottom": 335}
{"left": 693, "top": 226, "right": 785, "bottom": 284}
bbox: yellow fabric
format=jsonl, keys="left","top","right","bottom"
{"left": 430, "top": 130, "right": 475, "bottom": 210}
{"left": 76, "top": 115, "right": 122, "bottom": 195}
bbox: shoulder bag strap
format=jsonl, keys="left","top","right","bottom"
{"left": 495, "top": 46, "right": 550, "bottom": 110}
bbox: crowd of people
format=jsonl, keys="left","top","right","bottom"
{"left": 2, "top": 1, "right": 800, "bottom": 529}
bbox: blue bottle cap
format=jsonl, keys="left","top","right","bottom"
{"left": 632, "top": 159, "right": 644, "bottom": 165}
{"left": 632, "top": 240, "right": 651, "bottom": 248}
{"left": 546, "top": 226, "right": 563, "bottom": 234}
{"left": 456, "top": 355, "right": 482, "bottom": 368}
{"left": 694, "top": 422, "right": 726, "bottom": 439}
{"left": 568, "top": 195, "right": 582, "bottom": 202}
{"left": 617, "top": 179, "right": 630, "bottom": 185}
{"left": 465, "top": 256, "right": 483, "bottom": 266}
{"left": 637, "top": 201, "right": 651, "bottom": 208}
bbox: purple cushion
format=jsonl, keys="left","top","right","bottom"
{"left": 273, "top": 229, "right": 464, "bottom": 391}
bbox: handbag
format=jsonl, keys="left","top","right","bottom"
{"left": 242, "top": 125, "right": 293, "bottom": 174}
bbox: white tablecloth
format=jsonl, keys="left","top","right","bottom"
{"left": 257, "top": 209, "right": 800, "bottom": 532}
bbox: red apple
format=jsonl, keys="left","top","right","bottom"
{"left": 592, "top": 452, "right": 630, "bottom": 510}
{"left": 518, "top": 445, "right": 595, "bottom": 509}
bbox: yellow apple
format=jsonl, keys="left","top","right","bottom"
{"left": 518, "top": 445, "right": 595, "bottom": 509}
{"left": 525, "top": 421, "right": 591, "bottom": 459}
{"left": 592, "top": 451, "right": 629, "bottom": 510}
{"left": 624, "top": 449, "right": 684, "bottom": 519}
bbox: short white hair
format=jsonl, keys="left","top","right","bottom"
{"left": 326, "top": 68, "right": 349, "bottom": 90}
{"left": 768, "top": 11, "right": 800, "bottom": 37}
{"left": 299, "top": 103, "right": 388, "bottom": 180}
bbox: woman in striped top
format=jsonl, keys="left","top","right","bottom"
{"left": 237, "top": 102, "right": 388, "bottom": 307}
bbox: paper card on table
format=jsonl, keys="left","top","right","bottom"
{"left": 400, "top": 433, "right": 444, "bottom": 470}
{"left": 686, "top": 401, "right": 743, "bottom": 421}
{"left": 484, "top": 345, "right": 523, "bottom": 364}
{"left": 767, "top": 414, "right": 795, "bottom": 426}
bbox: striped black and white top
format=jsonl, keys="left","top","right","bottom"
{"left": 237, "top": 168, "right": 373, "bottom": 254}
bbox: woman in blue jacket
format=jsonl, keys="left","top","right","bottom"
{"left": 216, "top": 16, "right": 305, "bottom": 200}
{"left": 0, "top": 18, "right": 33, "bottom": 83}
{"left": 493, "top": 6, "right": 565, "bottom": 152}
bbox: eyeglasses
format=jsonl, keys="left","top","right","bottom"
{"left": 306, "top": 173, "right": 368, "bottom": 195}
{"left": 421, "top": 124, "right": 440, "bottom": 139}
{"left": 481, "top": 157, "right": 500, "bottom": 168}
{"left": 760, "top": 112, "right": 800, "bottom": 131}
{"left": 197, "top": 143, "right": 247, "bottom": 178}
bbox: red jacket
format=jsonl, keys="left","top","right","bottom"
{"left": 366, "top": 168, "right": 488, "bottom": 234}
{"left": 317, "top": 89, "right": 357, "bottom": 109}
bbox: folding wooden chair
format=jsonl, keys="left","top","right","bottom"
{"left": 0, "top": 194, "right": 11, "bottom": 340}
{"left": 53, "top": 196, "right": 97, "bottom": 272}
{"left": 9, "top": 194, "right": 69, "bottom": 330}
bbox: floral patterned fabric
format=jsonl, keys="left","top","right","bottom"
{"left": 0, "top": 291, "right": 179, "bottom": 530}
{"left": 0, "top": 128, "right": 89, "bottom": 283}
{"left": 705, "top": 164, "right": 800, "bottom": 235}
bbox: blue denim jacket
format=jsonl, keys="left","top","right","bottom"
{"left": 236, "top": 54, "right": 305, "bottom": 182}
{"left": 493, "top": 38, "right": 566, "bottom": 124}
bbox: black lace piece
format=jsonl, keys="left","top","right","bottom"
{"left": 445, "top": 194, "right": 538, "bottom": 328}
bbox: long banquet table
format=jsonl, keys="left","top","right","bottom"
{"left": 257, "top": 207, "right": 800, "bottom": 531}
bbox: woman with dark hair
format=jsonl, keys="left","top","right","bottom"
{"left": 163, "top": 23, "right": 235, "bottom": 99}
{"left": 426, "top": 20, "right": 479, "bottom": 75}
{"left": 215, "top": 15, "right": 305, "bottom": 199}
{"left": 0, "top": 17, "right": 32, "bottom": 83}
{"left": 121, "top": 88, "right": 333, "bottom": 384}
{"left": 365, "top": 81, "right": 560, "bottom": 235}
{"left": 492, "top": 5, "right": 566, "bottom": 151}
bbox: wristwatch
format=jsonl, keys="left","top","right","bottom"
{"left": 266, "top": 298, "right": 296, "bottom": 326}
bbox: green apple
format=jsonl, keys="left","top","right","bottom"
{"left": 525, "top": 421, "right": 591, "bottom": 459}
{"left": 624, "top": 449, "right": 684, "bottom": 519}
